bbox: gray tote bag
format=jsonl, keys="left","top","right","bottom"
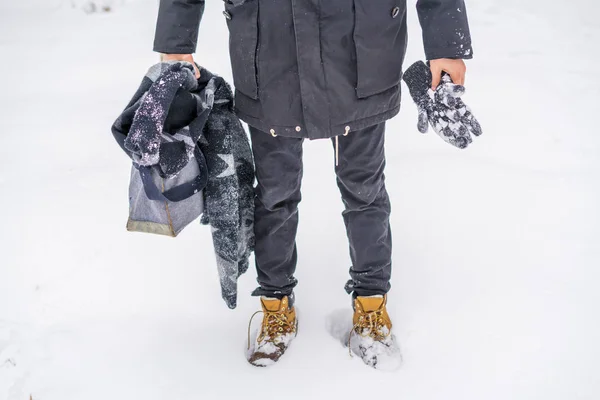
{"left": 126, "top": 145, "right": 206, "bottom": 237}
{"left": 115, "top": 62, "right": 213, "bottom": 237}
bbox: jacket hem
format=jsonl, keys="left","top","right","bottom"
{"left": 153, "top": 45, "right": 197, "bottom": 55}
{"left": 332, "top": 105, "right": 400, "bottom": 137}
{"left": 235, "top": 109, "right": 305, "bottom": 138}
{"left": 425, "top": 46, "right": 474, "bottom": 61}
{"left": 235, "top": 104, "right": 400, "bottom": 140}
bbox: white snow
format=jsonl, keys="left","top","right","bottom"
{"left": 348, "top": 329, "right": 403, "bottom": 372}
{"left": 1, "top": 0, "right": 599, "bottom": 399}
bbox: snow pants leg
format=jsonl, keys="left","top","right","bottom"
{"left": 249, "top": 122, "right": 392, "bottom": 300}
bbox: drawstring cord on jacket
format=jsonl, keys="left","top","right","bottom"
{"left": 336, "top": 126, "right": 351, "bottom": 167}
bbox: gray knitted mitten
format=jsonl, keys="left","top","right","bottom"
{"left": 403, "top": 61, "right": 482, "bottom": 149}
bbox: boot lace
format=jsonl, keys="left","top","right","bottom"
{"left": 348, "top": 301, "right": 391, "bottom": 356}
{"left": 247, "top": 309, "right": 295, "bottom": 349}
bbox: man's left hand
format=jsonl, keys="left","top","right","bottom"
{"left": 430, "top": 58, "right": 466, "bottom": 90}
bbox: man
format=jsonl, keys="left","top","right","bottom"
{"left": 154, "top": 0, "right": 472, "bottom": 369}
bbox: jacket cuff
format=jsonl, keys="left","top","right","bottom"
{"left": 153, "top": 45, "right": 197, "bottom": 55}
{"left": 425, "top": 45, "right": 473, "bottom": 61}
{"left": 153, "top": 0, "right": 204, "bottom": 55}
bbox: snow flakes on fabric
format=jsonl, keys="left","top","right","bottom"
{"left": 198, "top": 73, "right": 255, "bottom": 309}
{"left": 403, "top": 60, "right": 482, "bottom": 149}
{"left": 124, "top": 62, "right": 200, "bottom": 169}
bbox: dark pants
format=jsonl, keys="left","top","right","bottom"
{"left": 249, "top": 122, "right": 392, "bottom": 300}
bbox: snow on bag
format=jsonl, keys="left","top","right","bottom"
{"left": 111, "top": 61, "right": 255, "bottom": 308}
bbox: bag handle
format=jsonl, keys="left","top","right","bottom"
{"left": 137, "top": 147, "right": 208, "bottom": 203}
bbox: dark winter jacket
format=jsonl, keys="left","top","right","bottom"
{"left": 154, "top": 0, "right": 473, "bottom": 139}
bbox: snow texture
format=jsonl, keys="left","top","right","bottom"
{"left": 247, "top": 329, "right": 296, "bottom": 368}
{"left": 1, "top": 0, "right": 600, "bottom": 400}
{"left": 326, "top": 309, "right": 402, "bottom": 372}
{"left": 348, "top": 327, "right": 403, "bottom": 372}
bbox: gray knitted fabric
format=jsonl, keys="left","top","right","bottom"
{"left": 198, "top": 69, "right": 256, "bottom": 309}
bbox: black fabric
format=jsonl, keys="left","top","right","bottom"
{"left": 163, "top": 88, "right": 198, "bottom": 134}
{"left": 154, "top": 0, "right": 205, "bottom": 54}
{"left": 249, "top": 123, "right": 392, "bottom": 298}
{"left": 403, "top": 60, "right": 482, "bottom": 148}
{"left": 153, "top": 0, "right": 473, "bottom": 139}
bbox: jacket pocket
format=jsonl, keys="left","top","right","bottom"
{"left": 353, "top": 0, "right": 407, "bottom": 98}
{"left": 225, "top": 0, "right": 260, "bottom": 100}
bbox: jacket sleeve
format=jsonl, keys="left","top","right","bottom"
{"left": 153, "top": 0, "right": 205, "bottom": 54}
{"left": 416, "top": 0, "right": 473, "bottom": 60}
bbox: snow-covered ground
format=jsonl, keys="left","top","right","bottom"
{"left": 1, "top": 0, "right": 599, "bottom": 399}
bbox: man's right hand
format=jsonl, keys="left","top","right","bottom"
{"left": 160, "top": 53, "right": 201, "bottom": 78}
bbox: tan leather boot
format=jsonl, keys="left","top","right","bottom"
{"left": 353, "top": 295, "right": 393, "bottom": 338}
{"left": 247, "top": 296, "right": 297, "bottom": 367}
{"left": 349, "top": 295, "right": 402, "bottom": 370}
